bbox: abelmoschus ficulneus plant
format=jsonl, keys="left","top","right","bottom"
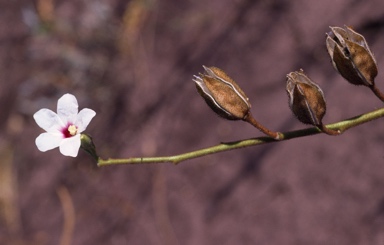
{"left": 33, "top": 25, "right": 384, "bottom": 166}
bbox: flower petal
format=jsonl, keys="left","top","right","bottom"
{"left": 57, "top": 94, "right": 78, "bottom": 124}
{"left": 59, "top": 134, "right": 81, "bottom": 157}
{"left": 35, "top": 132, "right": 62, "bottom": 152}
{"left": 33, "top": 109, "right": 65, "bottom": 133}
{"left": 75, "top": 108, "right": 96, "bottom": 133}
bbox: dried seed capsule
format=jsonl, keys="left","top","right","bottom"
{"left": 286, "top": 70, "right": 326, "bottom": 126}
{"left": 326, "top": 25, "right": 378, "bottom": 86}
{"left": 286, "top": 70, "right": 340, "bottom": 135}
{"left": 193, "top": 66, "right": 283, "bottom": 139}
{"left": 193, "top": 66, "right": 251, "bottom": 120}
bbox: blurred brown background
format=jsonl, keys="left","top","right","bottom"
{"left": 1, "top": 0, "right": 384, "bottom": 244}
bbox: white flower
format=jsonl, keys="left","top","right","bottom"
{"left": 33, "top": 93, "right": 96, "bottom": 157}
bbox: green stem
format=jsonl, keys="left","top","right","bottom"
{"left": 97, "top": 107, "right": 384, "bottom": 167}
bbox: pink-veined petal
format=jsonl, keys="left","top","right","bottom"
{"left": 35, "top": 132, "right": 63, "bottom": 152}
{"left": 75, "top": 108, "right": 96, "bottom": 133}
{"left": 33, "top": 109, "right": 65, "bottom": 133}
{"left": 57, "top": 94, "right": 78, "bottom": 124}
{"left": 59, "top": 134, "right": 81, "bottom": 157}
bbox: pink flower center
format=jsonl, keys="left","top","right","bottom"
{"left": 62, "top": 124, "right": 78, "bottom": 138}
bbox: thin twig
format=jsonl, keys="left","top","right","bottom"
{"left": 97, "top": 106, "right": 384, "bottom": 167}
{"left": 370, "top": 84, "right": 384, "bottom": 102}
{"left": 57, "top": 187, "right": 75, "bottom": 245}
{"left": 318, "top": 123, "right": 341, "bottom": 136}
{"left": 243, "top": 112, "right": 283, "bottom": 140}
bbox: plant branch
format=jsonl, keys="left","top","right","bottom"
{"left": 97, "top": 107, "right": 384, "bottom": 167}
